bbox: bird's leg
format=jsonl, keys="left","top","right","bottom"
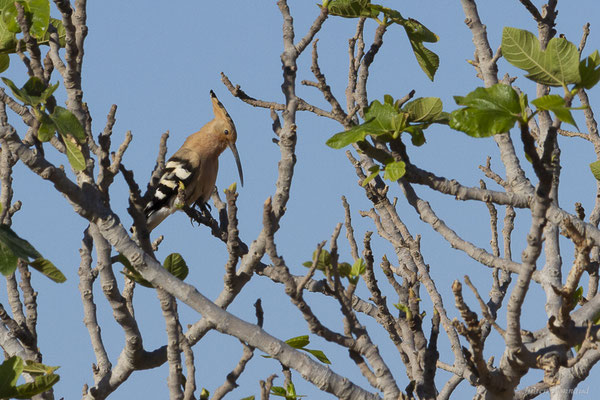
{"left": 181, "top": 201, "right": 213, "bottom": 228}
{"left": 183, "top": 205, "right": 205, "bottom": 227}
{"left": 194, "top": 200, "right": 212, "bottom": 216}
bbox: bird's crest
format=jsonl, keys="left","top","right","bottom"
{"left": 210, "top": 90, "right": 235, "bottom": 129}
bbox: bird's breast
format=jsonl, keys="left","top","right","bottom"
{"left": 188, "top": 156, "right": 219, "bottom": 205}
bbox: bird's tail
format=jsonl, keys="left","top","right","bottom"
{"left": 145, "top": 206, "right": 173, "bottom": 231}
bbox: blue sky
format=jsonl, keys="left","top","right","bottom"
{"left": 3, "top": 0, "right": 600, "bottom": 398}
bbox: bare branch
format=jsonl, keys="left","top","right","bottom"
{"left": 78, "top": 229, "right": 111, "bottom": 382}
{"left": 579, "top": 23, "right": 591, "bottom": 53}
{"left": 518, "top": 0, "right": 543, "bottom": 22}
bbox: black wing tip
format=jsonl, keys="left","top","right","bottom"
{"left": 210, "top": 89, "right": 216, "bottom": 98}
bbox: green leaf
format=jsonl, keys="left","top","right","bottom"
{"left": 0, "top": 1, "right": 14, "bottom": 11}
{"left": 304, "top": 348, "right": 331, "bottom": 364}
{"left": 326, "top": 99, "right": 412, "bottom": 149}
{"left": 325, "top": 0, "right": 378, "bottom": 18}
{"left": 326, "top": 124, "right": 371, "bottom": 149}
{"left": 454, "top": 84, "right": 521, "bottom": 112}
{"left": 37, "top": 111, "right": 56, "bottom": 142}
{"left": 572, "top": 286, "right": 584, "bottom": 304}
{"left": 0, "top": 244, "right": 18, "bottom": 276}
{"left": 1, "top": 1, "right": 22, "bottom": 34}
{"left": 579, "top": 50, "right": 600, "bottom": 90}
{"left": 519, "top": 92, "right": 529, "bottom": 119}
{"left": 286, "top": 382, "right": 297, "bottom": 399}
{"left": 286, "top": 382, "right": 295, "bottom": 396}
{"left": 117, "top": 254, "right": 153, "bottom": 288}
{"left": 450, "top": 84, "right": 521, "bottom": 137}
{"left": 0, "top": 20, "right": 16, "bottom": 53}
{"left": 40, "top": 80, "right": 58, "bottom": 102}
{"left": 407, "top": 37, "right": 439, "bottom": 81}
{"left": 0, "top": 225, "right": 40, "bottom": 276}
{"left": 2, "top": 77, "right": 27, "bottom": 104}
{"left": 350, "top": 258, "right": 366, "bottom": 277}
{"left": 337, "top": 262, "right": 352, "bottom": 277}
{"left": 369, "top": 7, "right": 440, "bottom": 79}
{"left": 403, "top": 97, "right": 443, "bottom": 122}
{"left": 12, "top": 373, "right": 59, "bottom": 399}
{"left": 26, "top": 0, "right": 50, "bottom": 39}
{"left": 49, "top": 106, "right": 86, "bottom": 142}
{"left": 0, "top": 53, "right": 8, "bottom": 73}
{"left": 450, "top": 108, "right": 516, "bottom": 138}
{"left": 240, "top": 397, "right": 255, "bottom": 400}
{"left": 531, "top": 94, "right": 578, "bottom": 128}
{"left": 590, "top": 160, "right": 600, "bottom": 180}
{"left": 531, "top": 94, "right": 567, "bottom": 111}
{"left": 0, "top": 0, "right": 50, "bottom": 39}
{"left": 302, "top": 248, "right": 331, "bottom": 271}
{"left": 23, "top": 360, "right": 59, "bottom": 376}
{"left": 28, "top": 257, "right": 66, "bottom": 283}
{"left": 37, "top": 18, "right": 66, "bottom": 48}
{"left": 502, "top": 27, "right": 581, "bottom": 87}
{"left": 0, "top": 356, "right": 22, "bottom": 391}
{"left": 400, "top": 17, "right": 438, "bottom": 43}
{"left": 362, "top": 165, "right": 379, "bottom": 186}
{"left": 382, "top": 160, "right": 405, "bottom": 181}
{"left": 394, "top": 302, "right": 411, "bottom": 319}
{"left": 270, "top": 386, "right": 287, "bottom": 397}
{"left": 1, "top": 76, "right": 55, "bottom": 106}
{"left": 285, "top": 335, "right": 309, "bottom": 349}
{"left": 63, "top": 138, "right": 86, "bottom": 171}
{"left": 163, "top": 253, "right": 188, "bottom": 281}
{"left": 404, "top": 126, "right": 426, "bottom": 146}
{"left": 348, "top": 257, "right": 366, "bottom": 284}
{"left": 434, "top": 111, "right": 451, "bottom": 124}
{"left": 336, "top": 2, "right": 440, "bottom": 80}
{"left": 364, "top": 100, "right": 409, "bottom": 135}
{"left": 22, "top": 75, "right": 46, "bottom": 97}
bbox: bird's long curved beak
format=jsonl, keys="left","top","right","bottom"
{"left": 228, "top": 142, "right": 244, "bottom": 187}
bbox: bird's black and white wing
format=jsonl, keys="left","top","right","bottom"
{"left": 144, "top": 153, "right": 197, "bottom": 231}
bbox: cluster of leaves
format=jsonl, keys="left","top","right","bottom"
{"left": 326, "top": 95, "right": 445, "bottom": 183}
{"left": 259, "top": 337, "right": 328, "bottom": 399}
{"left": 448, "top": 27, "right": 600, "bottom": 180}
{"left": 262, "top": 335, "right": 330, "bottom": 364}
{"left": 286, "top": 335, "right": 330, "bottom": 364}
{"left": 119, "top": 253, "right": 189, "bottom": 288}
{"left": 0, "top": 0, "right": 83, "bottom": 171}
{"left": 0, "top": 224, "right": 65, "bottom": 282}
{"left": 0, "top": 356, "right": 59, "bottom": 399}
{"left": 450, "top": 27, "right": 599, "bottom": 139}
{"left": 394, "top": 291, "right": 425, "bottom": 321}
{"left": 322, "top": 0, "right": 439, "bottom": 80}
{"left": 0, "top": 0, "right": 66, "bottom": 73}
{"left": 502, "top": 27, "right": 600, "bottom": 90}
{"left": 270, "top": 381, "right": 304, "bottom": 400}
{"left": 302, "top": 248, "right": 367, "bottom": 285}
{"left": 3, "top": 76, "right": 88, "bottom": 171}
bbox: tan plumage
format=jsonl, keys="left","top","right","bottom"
{"left": 145, "top": 91, "right": 243, "bottom": 231}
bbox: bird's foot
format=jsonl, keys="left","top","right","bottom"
{"left": 194, "top": 201, "right": 212, "bottom": 216}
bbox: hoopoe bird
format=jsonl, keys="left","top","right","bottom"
{"left": 144, "top": 90, "right": 243, "bottom": 231}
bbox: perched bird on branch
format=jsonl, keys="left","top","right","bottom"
{"left": 144, "top": 90, "right": 243, "bottom": 231}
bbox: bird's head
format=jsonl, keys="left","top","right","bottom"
{"left": 210, "top": 90, "right": 244, "bottom": 186}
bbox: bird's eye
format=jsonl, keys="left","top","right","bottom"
{"left": 224, "top": 129, "right": 229, "bottom": 135}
